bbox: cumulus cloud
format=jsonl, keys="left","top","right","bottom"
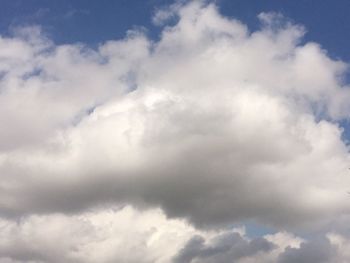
{"left": 0, "top": 206, "right": 202, "bottom": 263}
{"left": 277, "top": 237, "right": 336, "bottom": 263}
{"left": 1, "top": 207, "right": 350, "bottom": 263}
{"left": 0, "top": 205, "right": 281, "bottom": 263}
{"left": 173, "top": 232, "right": 275, "bottom": 263}
{"left": 1, "top": 0, "right": 350, "bottom": 261}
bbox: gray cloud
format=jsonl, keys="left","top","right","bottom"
{"left": 173, "top": 232, "right": 275, "bottom": 263}
{"left": 278, "top": 237, "right": 336, "bottom": 263}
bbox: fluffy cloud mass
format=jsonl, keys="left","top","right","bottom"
{"left": 1, "top": 1, "right": 350, "bottom": 262}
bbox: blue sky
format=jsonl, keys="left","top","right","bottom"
{"left": 1, "top": 0, "right": 350, "bottom": 61}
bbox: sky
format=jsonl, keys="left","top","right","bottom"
{"left": 1, "top": 0, "right": 350, "bottom": 61}
{"left": 1, "top": 0, "right": 350, "bottom": 262}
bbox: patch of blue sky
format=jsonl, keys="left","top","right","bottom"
{"left": 244, "top": 222, "right": 277, "bottom": 238}
{"left": 0, "top": 0, "right": 349, "bottom": 61}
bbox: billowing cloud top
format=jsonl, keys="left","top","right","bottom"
{"left": 1, "top": 1, "right": 350, "bottom": 262}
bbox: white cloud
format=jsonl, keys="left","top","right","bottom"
{"left": 1, "top": 206, "right": 349, "bottom": 263}
{"left": 0, "top": 206, "right": 242, "bottom": 263}
{"left": 1, "top": 0, "right": 350, "bottom": 261}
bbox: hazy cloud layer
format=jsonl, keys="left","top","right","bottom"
{"left": 1, "top": 0, "right": 350, "bottom": 262}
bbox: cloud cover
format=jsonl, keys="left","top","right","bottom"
{"left": 1, "top": 0, "right": 350, "bottom": 262}
{"left": 1, "top": 206, "right": 350, "bottom": 263}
